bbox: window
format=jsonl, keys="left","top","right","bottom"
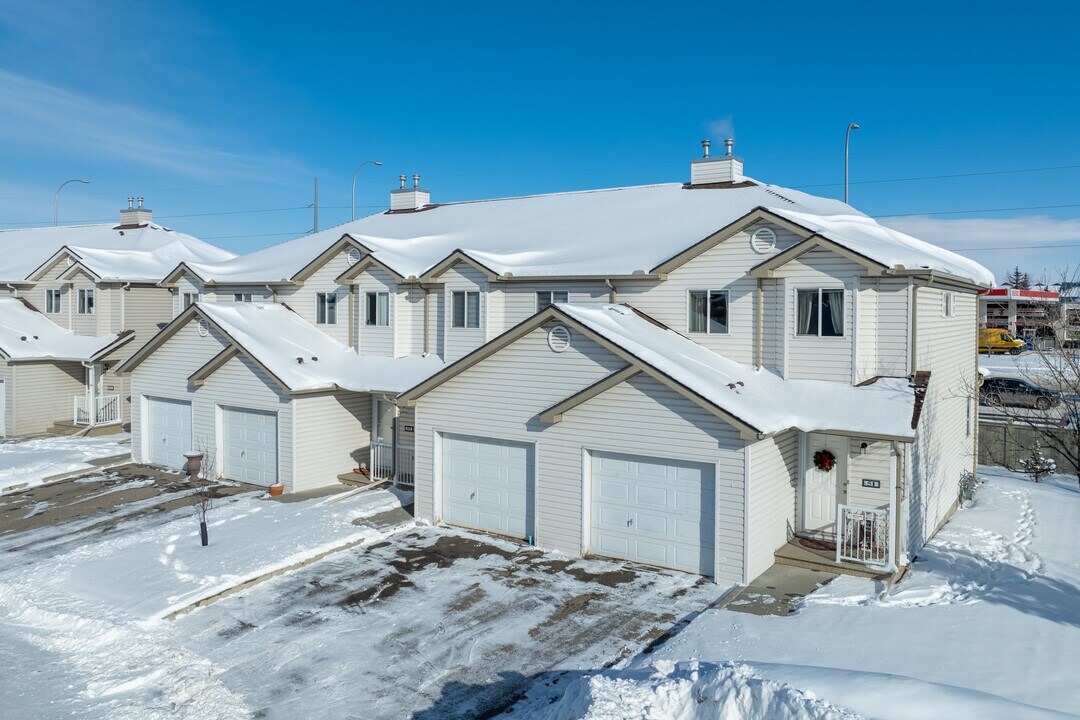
{"left": 233, "top": 293, "right": 253, "bottom": 303}
{"left": 45, "top": 289, "right": 61, "bottom": 314}
{"left": 182, "top": 292, "right": 200, "bottom": 308}
{"left": 688, "top": 290, "right": 729, "bottom": 334}
{"left": 943, "top": 292, "right": 955, "bottom": 318}
{"left": 536, "top": 290, "right": 569, "bottom": 309}
{"left": 365, "top": 291, "right": 390, "bottom": 326}
{"left": 373, "top": 398, "right": 394, "bottom": 444}
{"left": 452, "top": 291, "right": 481, "bottom": 328}
{"left": 77, "top": 288, "right": 95, "bottom": 315}
{"left": 316, "top": 292, "right": 337, "bottom": 324}
{"left": 796, "top": 288, "right": 844, "bottom": 337}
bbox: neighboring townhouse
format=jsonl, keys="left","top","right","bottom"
{"left": 120, "top": 143, "right": 992, "bottom": 586}
{"left": 0, "top": 200, "right": 235, "bottom": 435}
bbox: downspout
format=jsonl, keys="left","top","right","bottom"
{"left": 909, "top": 272, "right": 935, "bottom": 375}
{"left": 889, "top": 440, "right": 902, "bottom": 572}
{"left": 755, "top": 278, "right": 764, "bottom": 369}
{"left": 4, "top": 284, "right": 16, "bottom": 297}
{"left": 264, "top": 284, "right": 278, "bottom": 303}
{"left": 605, "top": 279, "right": 617, "bottom": 304}
{"left": 349, "top": 284, "right": 357, "bottom": 348}
{"left": 121, "top": 282, "right": 130, "bottom": 329}
{"left": 421, "top": 284, "right": 431, "bottom": 355}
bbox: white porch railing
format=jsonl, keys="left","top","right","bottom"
{"left": 73, "top": 394, "right": 121, "bottom": 426}
{"left": 370, "top": 440, "right": 415, "bottom": 488}
{"left": 836, "top": 504, "right": 890, "bottom": 567}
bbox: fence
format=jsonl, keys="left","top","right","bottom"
{"left": 978, "top": 420, "right": 1076, "bottom": 473}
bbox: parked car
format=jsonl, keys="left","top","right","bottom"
{"left": 979, "top": 377, "right": 1061, "bottom": 410}
{"left": 979, "top": 328, "right": 1025, "bottom": 355}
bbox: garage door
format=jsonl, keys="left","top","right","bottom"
{"left": 148, "top": 397, "right": 192, "bottom": 470}
{"left": 224, "top": 408, "right": 278, "bottom": 485}
{"left": 590, "top": 450, "right": 715, "bottom": 575}
{"left": 442, "top": 433, "right": 531, "bottom": 539}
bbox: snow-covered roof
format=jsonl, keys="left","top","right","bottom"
{"left": 767, "top": 208, "right": 994, "bottom": 287}
{"left": 556, "top": 303, "right": 918, "bottom": 439}
{"left": 194, "top": 302, "right": 443, "bottom": 393}
{"left": 0, "top": 298, "right": 126, "bottom": 362}
{"left": 0, "top": 223, "right": 235, "bottom": 283}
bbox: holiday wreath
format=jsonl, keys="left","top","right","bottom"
{"left": 813, "top": 449, "right": 836, "bottom": 472}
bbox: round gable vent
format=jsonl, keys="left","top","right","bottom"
{"left": 750, "top": 226, "right": 778, "bottom": 254}
{"left": 547, "top": 325, "right": 572, "bottom": 353}
{"left": 196, "top": 319, "right": 209, "bottom": 337}
{"left": 346, "top": 247, "right": 362, "bottom": 266}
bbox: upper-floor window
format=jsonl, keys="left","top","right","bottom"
{"left": 452, "top": 290, "right": 480, "bottom": 329}
{"left": 45, "top": 289, "right": 61, "bottom": 314}
{"left": 689, "top": 290, "right": 729, "bottom": 334}
{"left": 182, "top": 292, "right": 200, "bottom": 308}
{"left": 943, "top": 292, "right": 955, "bottom": 318}
{"left": 365, "top": 292, "right": 389, "bottom": 326}
{"left": 796, "top": 288, "right": 844, "bottom": 337}
{"left": 78, "top": 288, "right": 95, "bottom": 315}
{"left": 233, "top": 293, "right": 253, "bottom": 303}
{"left": 537, "top": 290, "right": 569, "bottom": 310}
{"left": 316, "top": 292, "right": 337, "bottom": 325}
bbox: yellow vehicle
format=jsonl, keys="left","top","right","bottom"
{"left": 979, "top": 328, "right": 1025, "bottom": 355}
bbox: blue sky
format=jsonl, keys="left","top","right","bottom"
{"left": 1, "top": 1, "right": 1079, "bottom": 282}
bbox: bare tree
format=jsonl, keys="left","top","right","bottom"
{"left": 189, "top": 439, "right": 216, "bottom": 546}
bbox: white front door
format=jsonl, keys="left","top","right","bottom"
{"left": 223, "top": 408, "right": 279, "bottom": 485}
{"left": 802, "top": 433, "right": 848, "bottom": 536}
{"left": 148, "top": 397, "right": 192, "bottom": 470}
{"left": 590, "top": 450, "right": 715, "bottom": 576}
{"left": 442, "top": 433, "right": 531, "bottom": 539}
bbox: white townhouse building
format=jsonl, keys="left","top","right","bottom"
{"left": 0, "top": 200, "right": 235, "bottom": 436}
{"left": 120, "top": 144, "right": 992, "bottom": 585}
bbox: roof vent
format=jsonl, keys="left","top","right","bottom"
{"left": 390, "top": 173, "right": 431, "bottom": 211}
{"left": 690, "top": 138, "right": 744, "bottom": 186}
{"left": 118, "top": 196, "right": 153, "bottom": 227}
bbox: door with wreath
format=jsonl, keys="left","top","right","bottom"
{"left": 802, "top": 433, "right": 849, "bottom": 537}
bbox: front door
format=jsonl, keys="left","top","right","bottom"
{"left": 802, "top": 433, "right": 848, "bottom": 536}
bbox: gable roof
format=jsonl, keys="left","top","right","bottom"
{"left": 164, "top": 234, "right": 369, "bottom": 286}
{"left": 117, "top": 302, "right": 443, "bottom": 394}
{"left": 1, "top": 223, "right": 235, "bottom": 284}
{"left": 401, "top": 303, "right": 918, "bottom": 441}
{"left": 0, "top": 298, "right": 132, "bottom": 362}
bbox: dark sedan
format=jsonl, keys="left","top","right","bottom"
{"left": 979, "top": 377, "right": 1061, "bottom": 410}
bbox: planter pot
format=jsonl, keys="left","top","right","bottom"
{"left": 268, "top": 483, "right": 285, "bottom": 497}
{"left": 184, "top": 452, "right": 205, "bottom": 479}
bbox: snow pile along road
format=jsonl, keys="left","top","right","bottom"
{"left": 0, "top": 434, "right": 130, "bottom": 492}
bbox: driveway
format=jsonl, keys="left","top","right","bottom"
{"left": 174, "top": 525, "right": 720, "bottom": 719}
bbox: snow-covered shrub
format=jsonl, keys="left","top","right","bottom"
{"left": 959, "top": 470, "right": 983, "bottom": 505}
{"left": 1018, "top": 440, "right": 1056, "bottom": 483}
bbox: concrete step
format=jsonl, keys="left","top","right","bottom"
{"left": 46, "top": 421, "right": 125, "bottom": 438}
{"left": 774, "top": 539, "right": 892, "bottom": 580}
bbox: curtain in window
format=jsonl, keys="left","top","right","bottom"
{"left": 822, "top": 289, "right": 843, "bottom": 336}
{"left": 797, "top": 290, "right": 816, "bottom": 335}
{"left": 377, "top": 293, "right": 389, "bottom": 325}
{"left": 689, "top": 291, "right": 707, "bottom": 332}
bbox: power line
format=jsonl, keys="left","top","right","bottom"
{"left": 884, "top": 203, "right": 1080, "bottom": 217}
{"left": 793, "top": 163, "right": 1080, "bottom": 190}
{"left": 949, "top": 241, "right": 1080, "bottom": 252}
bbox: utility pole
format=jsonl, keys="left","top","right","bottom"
{"left": 313, "top": 177, "right": 319, "bottom": 233}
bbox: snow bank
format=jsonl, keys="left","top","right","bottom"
{"left": 0, "top": 434, "right": 130, "bottom": 491}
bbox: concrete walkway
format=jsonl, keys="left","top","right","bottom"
{"left": 721, "top": 564, "right": 837, "bottom": 616}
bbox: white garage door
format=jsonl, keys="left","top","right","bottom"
{"left": 148, "top": 397, "right": 193, "bottom": 470}
{"left": 442, "top": 433, "right": 531, "bottom": 539}
{"left": 590, "top": 450, "right": 715, "bottom": 575}
{"left": 224, "top": 408, "right": 278, "bottom": 485}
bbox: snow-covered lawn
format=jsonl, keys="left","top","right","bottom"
{"left": 0, "top": 434, "right": 131, "bottom": 492}
{"left": 508, "top": 467, "right": 1080, "bottom": 719}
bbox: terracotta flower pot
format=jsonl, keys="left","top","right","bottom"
{"left": 268, "top": 483, "right": 285, "bottom": 497}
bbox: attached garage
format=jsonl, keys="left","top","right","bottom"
{"left": 223, "top": 407, "right": 279, "bottom": 485}
{"left": 147, "top": 397, "right": 193, "bottom": 470}
{"left": 442, "top": 433, "right": 532, "bottom": 539}
{"left": 590, "top": 450, "right": 716, "bottom": 575}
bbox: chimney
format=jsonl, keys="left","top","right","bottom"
{"left": 118, "top": 195, "right": 153, "bottom": 226}
{"left": 390, "top": 173, "right": 431, "bottom": 211}
{"left": 690, "top": 138, "right": 744, "bottom": 186}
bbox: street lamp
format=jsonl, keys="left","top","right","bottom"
{"left": 351, "top": 160, "right": 383, "bottom": 221}
{"left": 844, "top": 122, "right": 859, "bottom": 204}
{"left": 54, "top": 179, "right": 90, "bottom": 226}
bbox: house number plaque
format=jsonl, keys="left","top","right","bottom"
{"left": 861, "top": 479, "right": 881, "bottom": 489}
{"left": 403, "top": 425, "right": 414, "bottom": 432}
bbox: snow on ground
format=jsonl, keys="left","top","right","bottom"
{"left": 980, "top": 350, "right": 1077, "bottom": 381}
{"left": 509, "top": 467, "right": 1080, "bottom": 719}
{"left": 0, "top": 434, "right": 130, "bottom": 492}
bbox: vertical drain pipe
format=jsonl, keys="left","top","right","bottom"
{"left": 756, "top": 278, "right": 764, "bottom": 369}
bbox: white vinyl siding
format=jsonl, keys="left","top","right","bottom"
{"left": 493, "top": 282, "right": 609, "bottom": 336}
{"left": 292, "top": 391, "right": 372, "bottom": 493}
{"left": 173, "top": 275, "right": 205, "bottom": 318}
{"left": 413, "top": 322, "right": 747, "bottom": 584}
{"left": 761, "top": 278, "right": 784, "bottom": 374}
{"left": 442, "top": 264, "right": 488, "bottom": 362}
{"left": 847, "top": 439, "right": 894, "bottom": 510}
{"left": 745, "top": 431, "right": 799, "bottom": 582}
{"left": 277, "top": 248, "right": 353, "bottom": 345}
{"left": 7, "top": 361, "right": 84, "bottom": 435}
{"left": 0, "top": 370, "right": 8, "bottom": 437}
{"left": 356, "top": 267, "right": 396, "bottom": 357}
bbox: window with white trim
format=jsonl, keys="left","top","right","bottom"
{"left": 365, "top": 291, "right": 390, "bottom": 326}
{"left": 688, "top": 290, "right": 729, "bottom": 334}
{"left": 316, "top": 292, "right": 337, "bottom": 324}
{"left": 536, "top": 290, "right": 569, "bottom": 310}
{"left": 452, "top": 291, "right": 480, "bottom": 328}
{"left": 77, "top": 288, "right": 95, "bottom": 315}
{"left": 182, "top": 292, "right": 200, "bottom": 308}
{"left": 233, "top": 293, "right": 253, "bottom": 302}
{"left": 796, "top": 288, "right": 844, "bottom": 337}
{"left": 943, "top": 292, "right": 955, "bottom": 318}
{"left": 45, "top": 289, "right": 61, "bottom": 314}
